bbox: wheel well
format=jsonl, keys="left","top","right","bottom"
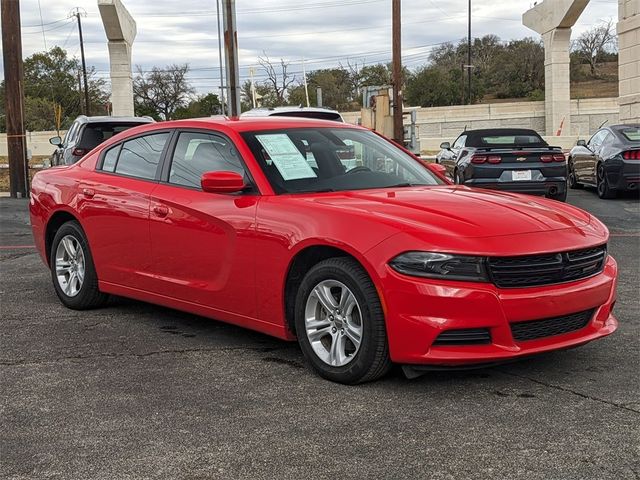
{"left": 284, "top": 245, "right": 356, "bottom": 336}
{"left": 45, "top": 211, "right": 78, "bottom": 264}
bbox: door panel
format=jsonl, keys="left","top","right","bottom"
{"left": 148, "top": 184, "right": 259, "bottom": 318}
{"left": 77, "top": 173, "right": 155, "bottom": 289}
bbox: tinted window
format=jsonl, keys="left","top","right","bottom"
{"left": 115, "top": 133, "right": 169, "bottom": 180}
{"left": 101, "top": 145, "right": 120, "bottom": 172}
{"left": 620, "top": 127, "right": 640, "bottom": 142}
{"left": 169, "top": 132, "right": 245, "bottom": 188}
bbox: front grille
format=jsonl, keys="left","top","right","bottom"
{"left": 433, "top": 328, "right": 491, "bottom": 346}
{"left": 510, "top": 309, "right": 595, "bottom": 342}
{"left": 488, "top": 245, "right": 607, "bottom": 288}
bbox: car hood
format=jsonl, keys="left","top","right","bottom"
{"left": 307, "top": 186, "right": 592, "bottom": 239}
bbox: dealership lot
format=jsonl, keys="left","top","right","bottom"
{"left": 1, "top": 190, "right": 638, "bottom": 479}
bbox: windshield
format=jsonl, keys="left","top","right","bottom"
{"left": 242, "top": 127, "right": 443, "bottom": 194}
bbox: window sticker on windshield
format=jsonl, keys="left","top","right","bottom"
{"left": 256, "top": 134, "right": 317, "bottom": 180}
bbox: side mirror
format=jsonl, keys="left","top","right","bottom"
{"left": 427, "top": 162, "right": 447, "bottom": 176}
{"left": 576, "top": 139, "right": 587, "bottom": 147}
{"left": 201, "top": 171, "right": 246, "bottom": 193}
{"left": 49, "top": 136, "right": 62, "bottom": 147}
{"left": 440, "top": 141, "right": 451, "bottom": 150}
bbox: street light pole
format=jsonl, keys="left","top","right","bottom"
{"left": 392, "top": 0, "right": 403, "bottom": 144}
{"left": 73, "top": 8, "right": 91, "bottom": 115}
{"left": 467, "top": 0, "right": 472, "bottom": 104}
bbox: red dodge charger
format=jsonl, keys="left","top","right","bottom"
{"left": 29, "top": 117, "right": 618, "bottom": 383}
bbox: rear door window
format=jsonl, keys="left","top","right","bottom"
{"left": 113, "top": 132, "right": 170, "bottom": 180}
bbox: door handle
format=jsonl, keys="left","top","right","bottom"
{"left": 152, "top": 205, "right": 169, "bottom": 217}
{"left": 81, "top": 188, "right": 95, "bottom": 198}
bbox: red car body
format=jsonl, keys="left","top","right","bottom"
{"left": 29, "top": 117, "right": 618, "bottom": 369}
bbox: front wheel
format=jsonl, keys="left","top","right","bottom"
{"left": 50, "top": 221, "right": 109, "bottom": 309}
{"left": 294, "top": 257, "right": 391, "bottom": 384}
{"left": 597, "top": 163, "right": 616, "bottom": 199}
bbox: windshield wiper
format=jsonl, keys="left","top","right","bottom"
{"left": 386, "top": 182, "right": 415, "bottom": 188}
{"left": 295, "top": 188, "right": 336, "bottom": 193}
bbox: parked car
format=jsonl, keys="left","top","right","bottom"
{"left": 568, "top": 124, "right": 640, "bottom": 199}
{"left": 241, "top": 106, "right": 344, "bottom": 122}
{"left": 30, "top": 117, "right": 617, "bottom": 384}
{"left": 436, "top": 128, "right": 568, "bottom": 201}
{"left": 49, "top": 115, "right": 154, "bottom": 166}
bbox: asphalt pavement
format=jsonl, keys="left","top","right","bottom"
{"left": 1, "top": 188, "right": 639, "bottom": 480}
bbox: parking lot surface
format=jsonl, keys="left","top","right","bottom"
{"left": 1, "top": 189, "right": 639, "bottom": 479}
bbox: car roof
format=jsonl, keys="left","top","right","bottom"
{"left": 134, "top": 116, "right": 360, "bottom": 133}
{"left": 460, "top": 128, "right": 541, "bottom": 136}
{"left": 241, "top": 106, "right": 341, "bottom": 116}
{"left": 76, "top": 115, "right": 154, "bottom": 124}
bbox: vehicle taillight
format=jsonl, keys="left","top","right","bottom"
{"left": 623, "top": 150, "right": 640, "bottom": 160}
{"left": 72, "top": 148, "right": 87, "bottom": 157}
{"left": 471, "top": 155, "right": 486, "bottom": 164}
{"left": 487, "top": 155, "right": 501, "bottom": 164}
{"left": 540, "top": 155, "right": 553, "bottom": 163}
{"left": 553, "top": 154, "right": 566, "bottom": 162}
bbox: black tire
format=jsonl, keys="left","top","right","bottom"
{"left": 567, "top": 160, "right": 582, "bottom": 189}
{"left": 597, "top": 163, "right": 616, "bottom": 199}
{"left": 454, "top": 169, "right": 464, "bottom": 185}
{"left": 294, "top": 257, "right": 391, "bottom": 384}
{"left": 50, "top": 220, "right": 108, "bottom": 309}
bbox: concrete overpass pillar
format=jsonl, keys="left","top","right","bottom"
{"left": 618, "top": 0, "right": 640, "bottom": 123}
{"left": 523, "top": 0, "right": 590, "bottom": 136}
{"left": 98, "top": 0, "right": 136, "bottom": 117}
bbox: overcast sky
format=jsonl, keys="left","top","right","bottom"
{"left": 8, "top": 0, "right": 617, "bottom": 95}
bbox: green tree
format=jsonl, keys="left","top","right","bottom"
{"left": 306, "top": 68, "right": 353, "bottom": 110}
{"left": 18, "top": 46, "right": 107, "bottom": 129}
{"left": 133, "top": 64, "right": 195, "bottom": 119}
{"left": 405, "top": 66, "right": 470, "bottom": 107}
{"left": 174, "top": 93, "right": 222, "bottom": 119}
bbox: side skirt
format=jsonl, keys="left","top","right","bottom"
{"left": 99, "top": 280, "right": 295, "bottom": 341}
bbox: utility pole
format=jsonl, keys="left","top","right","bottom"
{"left": 302, "top": 57, "right": 310, "bottom": 107}
{"left": 467, "top": 0, "right": 472, "bottom": 104}
{"left": 216, "top": 0, "right": 226, "bottom": 116}
{"left": 391, "top": 0, "right": 403, "bottom": 144}
{"left": 72, "top": 8, "right": 91, "bottom": 115}
{"left": 1, "top": 0, "right": 28, "bottom": 198}
{"left": 222, "top": 0, "right": 241, "bottom": 117}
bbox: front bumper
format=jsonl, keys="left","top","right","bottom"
{"left": 379, "top": 256, "right": 618, "bottom": 366}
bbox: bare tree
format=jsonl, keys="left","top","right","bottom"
{"left": 258, "top": 53, "right": 296, "bottom": 106}
{"left": 133, "top": 64, "right": 195, "bottom": 119}
{"left": 573, "top": 21, "right": 616, "bottom": 77}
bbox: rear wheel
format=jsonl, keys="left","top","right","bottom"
{"left": 454, "top": 169, "right": 464, "bottom": 185}
{"left": 294, "top": 257, "right": 391, "bottom": 384}
{"left": 597, "top": 163, "right": 616, "bottom": 199}
{"left": 567, "top": 160, "right": 582, "bottom": 189}
{"left": 50, "top": 221, "right": 108, "bottom": 309}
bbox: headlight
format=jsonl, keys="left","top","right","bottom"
{"left": 389, "top": 251, "right": 489, "bottom": 282}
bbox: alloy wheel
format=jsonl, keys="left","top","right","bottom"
{"left": 55, "top": 235, "right": 85, "bottom": 297}
{"left": 304, "top": 279, "right": 363, "bottom": 367}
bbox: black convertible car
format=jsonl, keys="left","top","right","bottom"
{"left": 436, "top": 128, "right": 567, "bottom": 201}
{"left": 568, "top": 124, "right": 640, "bottom": 199}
